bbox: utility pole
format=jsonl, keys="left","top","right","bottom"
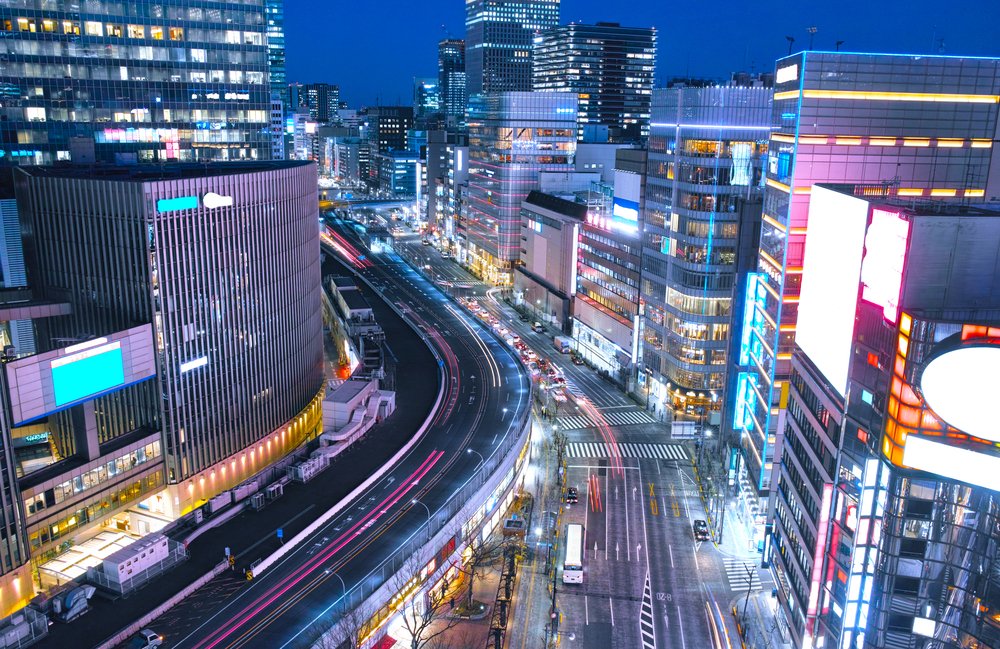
{"left": 741, "top": 564, "right": 754, "bottom": 636}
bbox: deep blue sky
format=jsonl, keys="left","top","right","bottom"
{"left": 285, "top": 0, "right": 1000, "bottom": 108}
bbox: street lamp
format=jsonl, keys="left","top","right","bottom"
{"left": 467, "top": 448, "right": 484, "bottom": 468}
{"left": 412, "top": 499, "right": 432, "bottom": 541}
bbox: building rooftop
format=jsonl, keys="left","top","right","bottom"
{"left": 340, "top": 290, "right": 372, "bottom": 311}
{"left": 15, "top": 161, "right": 312, "bottom": 183}
{"left": 524, "top": 190, "right": 588, "bottom": 220}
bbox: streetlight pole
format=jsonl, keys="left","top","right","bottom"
{"left": 466, "top": 448, "right": 484, "bottom": 468}
{"left": 412, "top": 499, "right": 432, "bottom": 541}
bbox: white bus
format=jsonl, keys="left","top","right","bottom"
{"left": 562, "top": 523, "right": 584, "bottom": 584}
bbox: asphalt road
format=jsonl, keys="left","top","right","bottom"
{"left": 161, "top": 220, "right": 530, "bottom": 649}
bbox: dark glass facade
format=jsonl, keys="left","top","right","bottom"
{"left": 0, "top": 0, "right": 274, "bottom": 164}
{"left": 465, "top": 0, "right": 559, "bottom": 96}
{"left": 438, "top": 39, "right": 466, "bottom": 126}
{"left": 532, "top": 22, "right": 656, "bottom": 142}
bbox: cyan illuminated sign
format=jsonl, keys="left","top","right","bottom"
{"left": 156, "top": 196, "right": 198, "bottom": 212}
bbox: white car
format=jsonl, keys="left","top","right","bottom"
{"left": 129, "top": 629, "right": 163, "bottom": 649}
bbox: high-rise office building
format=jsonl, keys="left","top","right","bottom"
{"left": 533, "top": 22, "right": 657, "bottom": 143}
{"left": 266, "top": 0, "right": 287, "bottom": 110}
{"left": 773, "top": 183, "right": 1000, "bottom": 649}
{"left": 0, "top": 0, "right": 275, "bottom": 164}
{"left": 461, "top": 92, "right": 576, "bottom": 285}
{"left": 465, "top": 0, "right": 560, "bottom": 96}
{"left": 413, "top": 78, "right": 441, "bottom": 123}
{"left": 15, "top": 162, "right": 325, "bottom": 517}
{"left": 640, "top": 83, "right": 771, "bottom": 435}
{"left": 303, "top": 83, "right": 340, "bottom": 124}
{"left": 734, "top": 53, "right": 1000, "bottom": 547}
{"left": 366, "top": 106, "right": 414, "bottom": 154}
{"left": 438, "top": 39, "right": 467, "bottom": 126}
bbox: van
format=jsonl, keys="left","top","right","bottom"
{"left": 532, "top": 322, "right": 545, "bottom": 334}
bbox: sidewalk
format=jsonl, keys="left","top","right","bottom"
{"left": 731, "top": 590, "right": 793, "bottom": 649}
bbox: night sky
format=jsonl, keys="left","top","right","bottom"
{"left": 285, "top": 0, "right": 1000, "bottom": 108}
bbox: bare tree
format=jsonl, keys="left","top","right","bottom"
{"left": 457, "top": 526, "right": 510, "bottom": 611}
{"left": 310, "top": 599, "right": 375, "bottom": 649}
{"left": 393, "top": 554, "right": 461, "bottom": 649}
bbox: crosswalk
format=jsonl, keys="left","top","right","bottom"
{"left": 724, "top": 558, "right": 762, "bottom": 592}
{"left": 565, "top": 442, "right": 688, "bottom": 461}
{"left": 640, "top": 572, "right": 655, "bottom": 649}
{"left": 555, "top": 409, "right": 658, "bottom": 430}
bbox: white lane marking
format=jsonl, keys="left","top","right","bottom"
{"left": 609, "top": 597, "right": 615, "bottom": 626}
{"left": 677, "top": 604, "right": 687, "bottom": 649}
{"left": 669, "top": 544, "right": 675, "bottom": 569}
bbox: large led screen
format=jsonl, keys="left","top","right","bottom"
{"left": 51, "top": 343, "right": 126, "bottom": 406}
{"left": 860, "top": 208, "right": 909, "bottom": 324}
{"left": 795, "top": 185, "right": 870, "bottom": 397}
{"left": 6, "top": 324, "right": 155, "bottom": 425}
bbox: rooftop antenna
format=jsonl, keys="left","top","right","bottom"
{"left": 807, "top": 26, "right": 818, "bottom": 50}
{"left": 785, "top": 36, "right": 796, "bottom": 56}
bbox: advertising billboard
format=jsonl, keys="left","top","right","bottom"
{"left": 6, "top": 324, "right": 156, "bottom": 425}
{"left": 795, "top": 185, "right": 870, "bottom": 397}
{"left": 860, "top": 208, "right": 910, "bottom": 324}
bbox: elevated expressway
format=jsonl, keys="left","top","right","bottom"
{"left": 170, "top": 221, "right": 531, "bottom": 648}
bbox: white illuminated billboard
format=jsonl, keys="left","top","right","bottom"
{"left": 919, "top": 344, "right": 1000, "bottom": 442}
{"left": 795, "top": 185, "right": 870, "bottom": 397}
{"left": 860, "top": 208, "right": 909, "bottom": 324}
{"left": 902, "top": 434, "right": 1000, "bottom": 493}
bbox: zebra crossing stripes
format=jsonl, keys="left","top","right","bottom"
{"left": 565, "top": 442, "right": 688, "bottom": 461}
{"left": 603, "top": 410, "right": 657, "bottom": 426}
{"left": 640, "top": 572, "right": 655, "bottom": 649}
{"left": 724, "top": 558, "right": 762, "bottom": 593}
{"left": 555, "top": 409, "right": 658, "bottom": 430}
{"left": 555, "top": 415, "right": 593, "bottom": 430}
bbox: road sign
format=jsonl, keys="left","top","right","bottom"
{"left": 277, "top": 528, "right": 283, "bottom": 540}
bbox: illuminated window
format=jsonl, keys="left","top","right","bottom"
{"left": 105, "top": 23, "right": 122, "bottom": 37}
{"left": 150, "top": 26, "right": 163, "bottom": 40}
{"left": 169, "top": 27, "right": 184, "bottom": 40}
{"left": 127, "top": 24, "right": 144, "bottom": 38}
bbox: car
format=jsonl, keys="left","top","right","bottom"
{"left": 693, "top": 519, "right": 710, "bottom": 541}
{"left": 572, "top": 355, "right": 585, "bottom": 366}
{"left": 532, "top": 322, "right": 545, "bottom": 334}
{"left": 565, "top": 487, "right": 579, "bottom": 504}
{"left": 421, "top": 239, "right": 431, "bottom": 246}
{"left": 129, "top": 629, "right": 163, "bottom": 649}
{"left": 519, "top": 313, "right": 530, "bottom": 322}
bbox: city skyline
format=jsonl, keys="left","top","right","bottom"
{"left": 286, "top": 0, "right": 1000, "bottom": 106}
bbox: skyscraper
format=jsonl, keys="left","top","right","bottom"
{"left": 533, "top": 22, "right": 657, "bottom": 142}
{"left": 461, "top": 92, "right": 576, "bottom": 285}
{"left": 413, "top": 78, "right": 441, "bottom": 123}
{"left": 465, "top": 0, "right": 560, "bottom": 96}
{"left": 0, "top": 0, "right": 275, "bottom": 164}
{"left": 266, "top": 0, "right": 287, "bottom": 110}
{"left": 735, "top": 53, "right": 1000, "bottom": 548}
{"left": 640, "top": 83, "right": 771, "bottom": 444}
{"left": 438, "top": 39, "right": 467, "bottom": 126}
{"left": 303, "top": 83, "right": 341, "bottom": 124}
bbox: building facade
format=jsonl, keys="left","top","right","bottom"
{"left": 438, "top": 39, "right": 467, "bottom": 127}
{"left": 515, "top": 190, "right": 584, "bottom": 332}
{"left": 265, "top": 0, "right": 286, "bottom": 109}
{"left": 461, "top": 91, "right": 576, "bottom": 285}
{"left": 303, "top": 83, "right": 340, "bottom": 124}
{"left": 772, "top": 183, "right": 1000, "bottom": 649}
{"left": 735, "top": 54, "right": 1000, "bottom": 548}
{"left": 0, "top": 0, "right": 275, "bottom": 164}
{"left": 15, "top": 162, "right": 325, "bottom": 517}
{"left": 465, "top": 0, "right": 559, "bottom": 96}
{"left": 533, "top": 22, "right": 656, "bottom": 143}
{"left": 640, "top": 84, "right": 771, "bottom": 429}
{"left": 366, "top": 106, "right": 414, "bottom": 154}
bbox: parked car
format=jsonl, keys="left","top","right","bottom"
{"left": 519, "top": 313, "right": 531, "bottom": 322}
{"left": 129, "top": 629, "right": 163, "bottom": 649}
{"left": 532, "top": 322, "right": 545, "bottom": 334}
{"left": 572, "top": 355, "right": 585, "bottom": 366}
{"left": 693, "top": 519, "right": 710, "bottom": 541}
{"left": 565, "top": 487, "right": 579, "bottom": 504}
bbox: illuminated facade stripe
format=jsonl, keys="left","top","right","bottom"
{"left": 777, "top": 89, "right": 1000, "bottom": 103}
